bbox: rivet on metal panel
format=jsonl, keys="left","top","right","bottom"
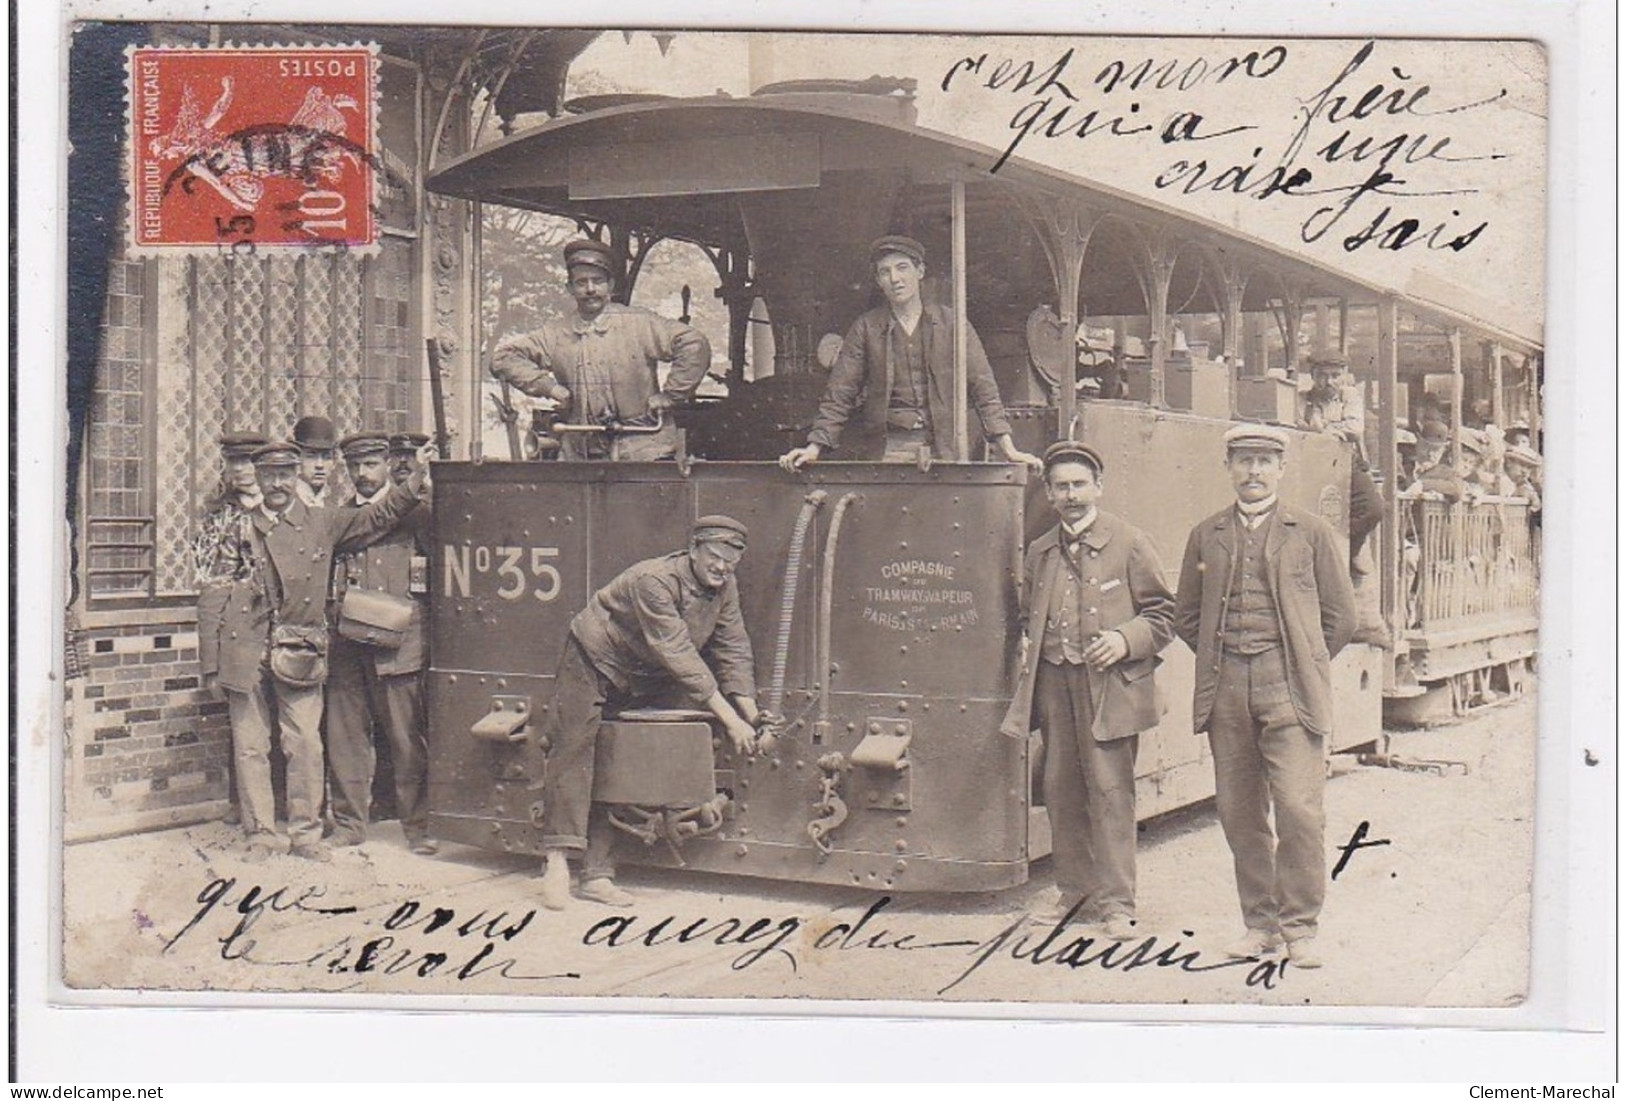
{"left": 549, "top": 516, "right": 556, "bottom": 524}
{"left": 884, "top": 879, "right": 894, "bottom": 887}
{"left": 893, "top": 793, "right": 907, "bottom": 806}
{"left": 899, "top": 680, "right": 908, "bottom": 689}
{"left": 448, "top": 675, "right": 458, "bottom": 684}
{"left": 921, "top": 702, "right": 930, "bottom": 711}
{"left": 868, "top": 722, "right": 881, "bottom": 734}
{"left": 899, "top": 646, "right": 908, "bottom": 655}
{"left": 770, "top": 759, "right": 780, "bottom": 770}
{"left": 953, "top": 496, "right": 960, "bottom": 505}
{"left": 895, "top": 817, "right": 907, "bottom": 828}
{"left": 565, "top": 515, "right": 575, "bottom": 523}
{"left": 847, "top": 722, "right": 856, "bottom": 732}
{"left": 901, "top": 506, "right": 909, "bottom": 514}
{"left": 796, "top": 760, "right": 805, "bottom": 770}
{"left": 736, "top": 845, "right": 748, "bottom": 857}
{"left": 496, "top": 678, "right": 507, "bottom": 689}
{"left": 479, "top": 676, "right": 487, "bottom": 684}
{"left": 953, "top": 522, "right": 962, "bottom": 530}
{"left": 894, "top": 839, "right": 907, "bottom": 852}
{"left": 894, "top": 860, "right": 907, "bottom": 872}
{"left": 739, "top": 826, "right": 749, "bottom": 834}
{"left": 897, "top": 701, "right": 909, "bottom": 712}
{"left": 899, "top": 542, "right": 908, "bottom": 549}
{"left": 740, "top": 804, "right": 749, "bottom": 813}
{"left": 960, "top": 703, "right": 968, "bottom": 712}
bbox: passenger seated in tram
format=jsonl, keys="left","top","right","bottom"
{"left": 778, "top": 235, "right": 1042, "bottom": 473}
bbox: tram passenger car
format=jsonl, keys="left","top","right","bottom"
{"left": 420, "top": 80, "right": 1535, "bottom": 891}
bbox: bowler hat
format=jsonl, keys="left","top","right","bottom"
{"left": 293, "top": 415, "right": 337, "bottom": 452}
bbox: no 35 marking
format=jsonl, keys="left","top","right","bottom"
{"left": 444, "top": 544, "right": 562, "bottom": 602}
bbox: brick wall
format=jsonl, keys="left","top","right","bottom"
{"left": 66, "top": 612, "right": 231, "bottom": 840}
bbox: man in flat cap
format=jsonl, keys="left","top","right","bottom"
{"left": 216, "top": 438, "right": 435, "bottom": 862}
{"left": 779, "top": 235, "right": 1040, "bottom": 472}
{"left": 1003, "top": 441, "right": 1176, "bottom": 938}
{"left": 1174, "top": 424, "right": 1356, "bottom": 968}
{"left": 388, "top": 431, "right": 432, "bottom": 487}
{"left": 491, "top": 239, "right": 711, "bottom": 461}
{"left": 533, "top": 515, "right": 775, "bottom": 909}
{"left": 293, "top": 415, "right": 338, "bottom": 508}
{"left": 193, "top": 430, "right": 268, "bottom": 826}
{"left": 324, "top": 432, "right": 436, "bottom": 854}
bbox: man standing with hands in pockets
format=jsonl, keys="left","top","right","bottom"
{"left": 1175, "top": 424, "right": 1356, "bottom": 969}
{"left": 1003, "top": 440, "right": 1176, "bottom": 939}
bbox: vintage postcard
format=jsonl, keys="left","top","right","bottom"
{"left": 21, "top": 5, "right": 1611, "bottom": 1073}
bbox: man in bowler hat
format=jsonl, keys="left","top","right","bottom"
{"left": 293, "top": 415, "right": 337, "bottom": 508}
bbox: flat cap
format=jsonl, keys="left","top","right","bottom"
{"left": 1223, "top": 423, "right": 1291, "bottom": 453}
{"left": 251, "top": 441, "right": 302, "bottom": 467}
{"left": 870, "top": 234, "right": 926, "bottom": 266}
{"left": 562, "top": 238, "right": 618, "bottom": 275}
{"left": 389, "top": 431, "right": 431, "bottom": 454}
{"left": 339, "top": 431, "right": 390, "bottom": 459}
{"left": 293, "top": 415, "right": 337, "bottom": 451}
{"left": 219, "top": 430, "right": 268, "bottom": 458}
{"left": 1041, "top": 439, "right": 1104, "bottom": 476}
{"left": 692, "top": 514, "right": 749, "bottom": 549}
{"left": 1459, "top": 430, "right": 1486, "bottom": 455}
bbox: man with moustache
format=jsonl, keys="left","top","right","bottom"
{"left": 490, "top": 239, "right": 710, "bottom": 461}
{"left": 218, "top": 439, "right": 433, "bottom": 862}
{"left": 324, "top": 432, "right": 435, "bottom": 854}
{"left": 533, "top": 516, "right": 775, "bottom": 909}
{"left": 1003, "top": 441, "right": 1176, "bottom": 939}
{"left": 388, "top": 431, "right": 431, "bottom": 486}
{"left": 1175, "top": 424, "right": 1356, "bottom": 968}
{"left": 779, "top": 235, "right": 1040, "bottom": 472}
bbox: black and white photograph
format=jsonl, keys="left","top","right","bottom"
{"left": 14, "top": 0, "right": 1615, "bottom": 1083}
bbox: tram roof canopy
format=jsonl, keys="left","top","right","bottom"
{"left": 428, "top": 94, "right": 1540, "bottom": 355}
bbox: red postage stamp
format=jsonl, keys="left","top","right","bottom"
{"left": 126, "top": 44, "right": 379, "bottom": 253}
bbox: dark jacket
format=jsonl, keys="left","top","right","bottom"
{"left": 1174, "top": 503, "right": 1358, "bottom": 738}
{"left": 569, "top": 551, "right": 757, "bottom": 705}
{"left": 806, "top": 302, "right": 1014, "bottom": 460}
{"left": 214, "top": 483, "right": 421, "bottom": 692}
{"left": 1001, "top": 510, "right": 1177, "bottom": 739}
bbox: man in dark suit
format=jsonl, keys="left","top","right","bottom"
{"left": 1003, "top": 441, "right": 1176, "bottom": 938}
{"left": 325, "top": 432, "right": 435, "bottom": 854}
{"left": 222, "top": 440, "right": 431, "bottom": 862}
{"left": 1175, "top": 424, "right": 1357, "bottom": 968}
{"left": 778, "top": 235, "right": 1040, "bottom": 472}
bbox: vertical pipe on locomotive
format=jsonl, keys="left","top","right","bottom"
{"left": 951, "top": 178, "right": 969, "bottom": 461}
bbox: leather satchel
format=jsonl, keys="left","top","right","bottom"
{"left": 268, "top": 623, "right": 329, "bottom": 688}
{"left": 337, "top": 586, "right": 415, "bottom": 648}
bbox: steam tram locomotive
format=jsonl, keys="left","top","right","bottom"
{"left": 420, "top": 81, "right": 1540, "bottom": 892}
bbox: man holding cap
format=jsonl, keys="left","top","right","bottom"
{"left": 491, "top": 238, "right": 711, "bottom": 461}
{"left": 1175, "top": 424, "right": 1356, "bottom": 968}
{"left": 533, "top": 516, "right": 774, "bottom": 909}
{"left": 324, "top": 432, "right": 436, "bottom": 855}
{"left": 1003, "top": 441, "right": 1176, "bottom": 938}
{"left": 220, "top": 437, "right": 435, "bottom": 863}
{"left": 779, "top": 235, "right": 1041, "bottom": 472}
{"left": 293, "top": 415, "right": 337, "bottom": 508}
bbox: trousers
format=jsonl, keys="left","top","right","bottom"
{"left": 325, "top": 638, "right": 428, "bottom": 843}
{"left": 1035, "top": 660, "right": 1140, "bottom": 919}
{"left": 538, "top": 634, "right": 613, "bottom": 852}
{"left": 1207, "top": 647, "right": 1327, "bottom": 941}
{"left": 225, "top": 673, "right": 325, "bottom": 847}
